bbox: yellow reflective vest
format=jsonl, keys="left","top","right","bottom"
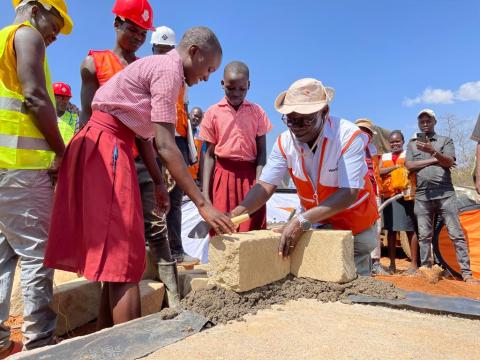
{"left": 0, "top": 22, "right": 56, "bottom": 169}
{"left": 58, "top": 111, "right": 77, "bottom": 144}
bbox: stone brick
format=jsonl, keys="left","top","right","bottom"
{"left": 178, "top": 269, "right": 208, "bottom": 297}
{"left": 209, "top": 230, "right": 290, "bottom": 292}
{"left": 290, "top": 230, "right": 356, "bottom": 283}
{"left": 10, "top": 267, "right": 81, "bottom": 317}
{"left": 140, "top": 280, "right": 165, "bottom": 316}
{"left": 53, "top": 278, "right": 101, "bottom": 335}
{"left": 190, "top": 278, "right": 209, "bottom": 292}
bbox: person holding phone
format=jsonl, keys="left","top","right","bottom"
{"left": 405, "top": 109, "right": 479, "bottom": 284}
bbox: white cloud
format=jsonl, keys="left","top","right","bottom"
{"left": 403, "top": 81, "right": 480, "bottom": 107}
{"left": 403, "top": 87, "right": 454, "bottom": 107}
{"left": 457, "top": 81, "right": 480, "bottom": 101}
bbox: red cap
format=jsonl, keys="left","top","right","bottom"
{"left": 53, "top": 82, "right": 72, "bottom": 97}
{"left": 112, "top": 0, "right": 155, "bottom": 31}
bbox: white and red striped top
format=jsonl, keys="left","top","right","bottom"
{"left": 92, "top": 50, "right": 184, "bottom": 139}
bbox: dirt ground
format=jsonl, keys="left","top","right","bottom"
{"left": 148, "top": 299, "right": 480, "bottom": 360}
{"left": 8, "top": 257, "right": 480, "bottom": 345}
{"left": 378, "top": 258, "right": 480, "bottom": 300}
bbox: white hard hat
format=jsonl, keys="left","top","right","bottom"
{"left": 151, "top": 26, "right": 176, "bottom": 46}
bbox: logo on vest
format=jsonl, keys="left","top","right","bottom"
{"left": 328, "top": 167, "right": 338, "bottom": 173}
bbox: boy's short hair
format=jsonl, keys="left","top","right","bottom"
{"left": 178, "top": 26, "right": 222, "bottom": 55}
{"left": 224, "top": 61, "right": 249, "bottom": 78}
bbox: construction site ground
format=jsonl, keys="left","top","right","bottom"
{"left": 147, "top": 299, "right": 480, "bottom": 360}
{"left": 6, "top": 257, "right": 480, "bottom": 357}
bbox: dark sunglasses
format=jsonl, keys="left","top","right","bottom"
{"left": 281, "top": 113, "right": 319, "bottom": 127}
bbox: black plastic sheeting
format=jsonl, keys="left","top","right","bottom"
{"left": 349, "top": 291, "right": 480, "bottom": 319}
{"left": 10, "top": 310, "right": 209, "bottom": 360}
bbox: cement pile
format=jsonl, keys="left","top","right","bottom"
{"left": 181, "top": 275, "right": 404, "bottom": 324}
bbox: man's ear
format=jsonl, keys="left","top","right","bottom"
{"left": 247, "top": 80, "right": 251, "bottom": 90}
{"left": 323, "top": 105, "right": 330, "bottom": 118}
{"left": 188, "top": 45, "right": 200, "bottom": 60}
{"left": 30, "top": 4, "right": 41, "bottom": 20}
{"left": 221, "top": 80, "right": 225, "bottom": 88}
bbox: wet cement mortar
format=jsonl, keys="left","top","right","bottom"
{"left": 180, "top": 275, "right": 404, "bottom": 325}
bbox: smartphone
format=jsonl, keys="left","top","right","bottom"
{"left": 416, "top": 132, "right": 427, "bottom": 142}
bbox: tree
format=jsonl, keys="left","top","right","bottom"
{"left": 437, "top": 114, "right": 475, "bottom": 187}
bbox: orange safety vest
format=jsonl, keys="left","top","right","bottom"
{"left": 380, "top": 151, "right": 416, "bottom": 199}
{"left": 175, "top": 84, "right": 188, "bottom": 138}
{"left": 188, "top": 137, "right": 203, "bottom": 180}
{"left": 89, "top": 50, "right": 126, "bottom": 86}
{"left": 277, "top": 122, "right": 378, "bottom": 235}
{"left": 89, "top": 50, "right": 139, "bottom": 157}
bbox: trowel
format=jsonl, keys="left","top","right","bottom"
{"left": 187, "top": 213, "right": 250, "bottom": 239}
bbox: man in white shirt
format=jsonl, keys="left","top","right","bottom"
{"left": 231, "top": 78, "right": 379, "bottom": 276}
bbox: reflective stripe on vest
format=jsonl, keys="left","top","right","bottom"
{"left": 0, "top": 22, "right": 55, "bottom": 169}
{"left": 0, "top": 134, "right": 50, "bottom": 150}
{"left": 0, "top": 97, "right": 26, "bottom": 113}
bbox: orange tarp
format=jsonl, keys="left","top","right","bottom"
{"left": 437, "top": 209, "right": 480, "bottom": 279}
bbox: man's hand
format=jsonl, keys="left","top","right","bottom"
{"left": 416, "top": 139, "right": 435, "bottom": 155}
{"left": 277, "top": 218, "right": 304, "bottom": 259}
{"left": 154, "top": 183, "right": 170, "bottom": 215}
{"left": 47, "top": 155, "right": 63, "bottom": 185}
{"left": 198, "top": 203, "right": 236, "bottom": 235}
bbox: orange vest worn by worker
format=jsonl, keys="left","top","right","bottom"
{"left": 89, "top": 50, "right": 125, "bottom": 86}
{"left": 175, "top": 84, "right": 188, "bottom": 138}
{"left": 380, "top": 151, "right": 416, "bottom": 200}
{"left": 188, "top": 137, "right": 203, "bottom": 179}
{"left": 277, "top": 118, "right": 378, "bottom": 235}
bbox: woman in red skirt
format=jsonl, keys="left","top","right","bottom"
{"left": 45, "top": 28, "right": 234, "bottom": 328}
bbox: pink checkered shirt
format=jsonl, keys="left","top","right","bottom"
{"left": 92, "top": 50, "right": 184, "bottom": 139}
{"left": 200, "top": 98, "right": 272, "bottom": 162}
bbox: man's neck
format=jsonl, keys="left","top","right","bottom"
{"left": 112, "top": 45, "right": 137, "bottom": 65}
{"left": 13, "top": 15, "right": 30, "bottom": 26}
{"left": 57, "top": 110, "right": 66, "bottom": 118}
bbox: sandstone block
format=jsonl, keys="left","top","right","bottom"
{"left": 178, "top": 269, "right": 208, "bottom": 297}
{"left": 140, "top": 280, "right": 165, "bottom": 316}
{"left": 209, "top": 230, "right": 290, "bottom": 292}
{"left": 53, "top": 278, "right": 101, "bottom": 335}
{"left": 291, "top": 230, "right": 356, "bottom": 283}
{"left": 190, "top": 278, "right": 209, "bottom": 292}
{"left": 10, "top": 267, "right": 81, "bottom": 317}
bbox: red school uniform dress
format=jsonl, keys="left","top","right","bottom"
{"left": 44, "top": 52, "right": 184, "bottom": 282}
{"left": 199, "top": 97, "right": 272, "bottom": 232}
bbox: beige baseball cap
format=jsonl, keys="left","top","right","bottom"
{"left": 274, "top": 78, "right": 335, "bottom": 115}
{"left": 417, "top": 108, "right": 436, "bottom": 119}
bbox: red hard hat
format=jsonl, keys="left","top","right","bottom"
{"left": 53, "top": 82, "right": 72, "bottom": 97}
{"left": 112, "top": 0, "right": 155, "bottom": 31}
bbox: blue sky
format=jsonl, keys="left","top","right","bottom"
{"left": 1, "top": 0, "right": 479, "bottom": 149}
